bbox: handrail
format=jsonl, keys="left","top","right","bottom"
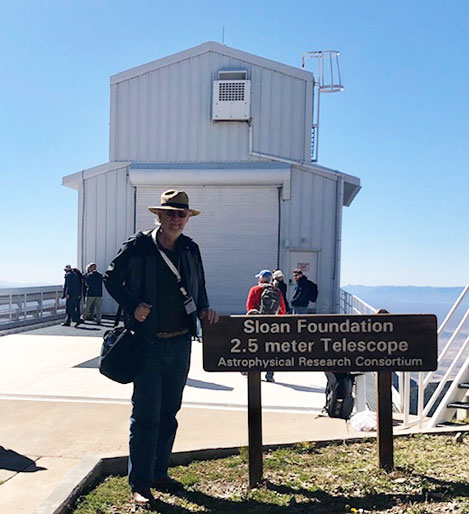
{"left": 410, "top": 282, "right": 469, "bottom": 426}
{"left": 438, "top": 283, "right": 469, "bottom": 334}
{"left": 340, "top": 285, "right": 469, "bottom": 427}
{"left": 424, "top": 309, "right": 469, "bottom": 391}
{"left": 415, "top": 284, "right": 469, "bottom": 424}
{"left": 339, "top": 289, "right": 380, "bottom": 412}
{"left": 421, "top": 334, "right": 469, "bottom": 419}
{"left": 0, "top": 285, "right": 66, "bottom": 328}
{"left": 339, "top": 289, "right": 377, "bottom": 315}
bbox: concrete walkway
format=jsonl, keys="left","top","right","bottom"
{"left": 0, "top": 321, "right": 459, "bottom": 514}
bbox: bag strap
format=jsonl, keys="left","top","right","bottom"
{"left": 152, "top": 229, "right": 189, "bottom": 298}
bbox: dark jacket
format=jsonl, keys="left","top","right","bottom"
{"left": 63, "top": 269, "right": 83, "bottom": 299}
{"left": 104, "top": 230, "right": 210, "bottom": 336}
{"left": 274, "top": 279, "right": 289, "bottom": 312}
{"left": 85, "top": 271, "right": 103, "bottom": 297}
{"left": 291, "top": 275, "right": 318, "bottom": 307}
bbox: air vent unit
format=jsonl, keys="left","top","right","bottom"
{"left": 212, "top": 74, "right": 251, "bottom": 121}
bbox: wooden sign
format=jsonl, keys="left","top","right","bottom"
{"left": 203, "top": 314, "right": 437, "bottom": 372}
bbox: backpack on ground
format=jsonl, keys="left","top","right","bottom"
{"left": 324, "top": 372, "right": 355, "bottom": 420}
{"left": 259, "top": 284, "right": 281, "bottom": 314}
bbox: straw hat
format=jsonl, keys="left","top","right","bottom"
{"left": 148, "top": 190, "right": 201, "bottom": 216}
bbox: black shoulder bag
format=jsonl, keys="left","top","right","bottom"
{"left": 99, "top": 256, "right": 146, "bottom": 384}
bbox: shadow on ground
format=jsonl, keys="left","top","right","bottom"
{"left": 137, "top": 471, "right": 469, "bottom": 513}
{"left": 0, "top": 447, "right": 46, "bottom": 473}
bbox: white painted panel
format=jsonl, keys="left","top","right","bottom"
{"left": 135, "top": 185, "right": 279, "bottom": 314}
{"left": 110, "top": 49, "right": 310, "bottom": 164}
{"left": 80, "top": 165, "right": 134, "bottom": 314}
{"left": 287, "top": 167, "right": 339, "bottom": 314}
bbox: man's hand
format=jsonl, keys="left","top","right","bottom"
{"left": 199, "top": 308, "right": 219, "bottom": 324}
{"left": 134, "top": 302, "right": 152, "bottom": 323}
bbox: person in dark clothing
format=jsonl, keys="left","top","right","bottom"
{"left": 273, "top": 269, "right": 290, "bottom": 313}
{"left": 62, "top": 265, "right": 83, "bottom": 326}
{"left": 290, "top": 269, "right": 318, "bottom": 314}
{"left": 82, "top": 263, "right": 103, "bottom": 323}
{"left": 104, "top": 189, "right": 218, "bottom": 506}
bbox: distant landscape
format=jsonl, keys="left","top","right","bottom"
{"left": 343, "top": 285, "right": 465, "bottom": 325}
{"left": 0, "top": 281, "right": 466, "bottom": 326}
{"left": 0, "top": 280, "right": 53, "bottom": 288}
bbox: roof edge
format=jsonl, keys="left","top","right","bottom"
{"left": 62, "top": 162, "right": 131, "bottom": 190}
{"left": 292, "top": 162, "right": 361, "bottom": 206}
{"left": 110, "top": 41, "right": 313, "bottom": 85}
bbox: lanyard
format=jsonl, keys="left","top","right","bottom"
{"left": 152, "top": 229, "right": 189, "bottom": 298}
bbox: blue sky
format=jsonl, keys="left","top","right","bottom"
{"left": 0, "top": 0, "right": 467, "bottom": 286}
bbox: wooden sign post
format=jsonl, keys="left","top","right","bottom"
{"left": 203, "top": 314, "right": 437, "bottom": 484}
{"left": 247, "top": 371, "right": 263, "bottom": 488}
{"left": 377, "top": 371, "right": 394, "bottom": 470}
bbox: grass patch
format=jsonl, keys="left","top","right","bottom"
{"left": 72, "top": 433, "right": 469, "bottom": 513}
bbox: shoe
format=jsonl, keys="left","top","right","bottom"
{"left": 74, "top": 318, "right": 83, "bottom": 327}
{"left": 61, "top": 322, "right": 71, "bottom": 326}
{"left": 132, "top": 488, "right": 155, "bottom": 505}
{"left": 153, "top": 476, "right": 184, "bottom": 493}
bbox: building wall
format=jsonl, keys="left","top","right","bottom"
{"left": 78, "top": 165, "right": 134, "bottom": 312}
{"left": 279, "top": 167, "right": 340, "bottom": 314}
{"left": 79, "top": 165, "right": 342, "bottom": 315}
{"left": 110, "top": 50, "right": 312, "bottom": 164}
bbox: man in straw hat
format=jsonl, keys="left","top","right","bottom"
{"left": 104, "top": 189, "right": 218, "bottom": 505}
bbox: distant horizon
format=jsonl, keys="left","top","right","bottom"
{"left": 0, "top": 280, "right": 465, "bottom": 289}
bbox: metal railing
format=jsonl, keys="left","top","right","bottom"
{"left": 415, "top": 283, "right": 469, "bottom": 427}
{"left": 339, "top": 289, "right": 379, "bottom": 412}
{"left": 340, "top": 289, "right": 378, "bottom": 315}
{"left": 340, "top": 285, "right": 469, "bottom": 427}
{"left": 0, "top": 286, "right": 66, "bottom": 329}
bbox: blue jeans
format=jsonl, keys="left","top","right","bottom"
{"left": 128, "top": 333, "right": 191, "bottom": 491}
{"left": 292, "top": 305, "right": 309, "bottom": 314}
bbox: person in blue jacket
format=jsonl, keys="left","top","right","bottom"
{"left": 290, "top": 269, "right": 318, "bottom": 314}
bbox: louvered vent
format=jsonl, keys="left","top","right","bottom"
{"left": 212, "top": 73, "right": 251, "bottom": 121}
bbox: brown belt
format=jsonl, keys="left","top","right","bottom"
{"left": 155, "top": 329, "right": 189, "bottom": 339}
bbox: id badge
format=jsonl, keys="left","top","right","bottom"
{"left": 183, "top": 296, "right": 197, "bottom": 315}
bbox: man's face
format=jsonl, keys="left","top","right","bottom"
{"left": 158, "top": 209, "right": 190, "bottom": 238}
{"left": 293, "top": 272, "right": 302, "bottom": 282}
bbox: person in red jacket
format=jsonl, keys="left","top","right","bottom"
{"left": 245, "top": 269, "right": 286, "bottom": 382}
{"left": 246, "top": 269, "right": 286, "bottom": 315}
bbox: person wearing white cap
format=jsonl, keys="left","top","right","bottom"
{"left": 82, "top": 263, "right": 103, "bottom": 324}
{"left": 104, "top": 189, "right": 218, "bottom": 505}
{"left": 273, "top": 269, "right": 290, "bottom": 313}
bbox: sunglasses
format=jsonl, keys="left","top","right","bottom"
{"left": 165, "top": 210, "right": 188, "bottom": 219}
